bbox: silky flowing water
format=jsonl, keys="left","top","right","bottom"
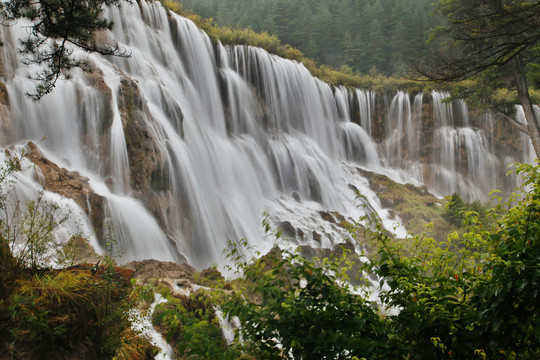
{"left": 0, "top": 1, "right": 533, "bottom": 268}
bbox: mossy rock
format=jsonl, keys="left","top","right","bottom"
{"left": 357, "top": 167, "right": 455, "bottom": 241}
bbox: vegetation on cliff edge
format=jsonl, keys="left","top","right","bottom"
{"left": 161, "top": 0, "right": 430, "bottom": 94}
{"left": 0, "top": 153, "right": 155, "bottom": 360}
{"left": 219, "top": 160, "right": 539, "bottom": 359}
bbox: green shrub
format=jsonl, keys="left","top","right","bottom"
{"left": 221, "top": 161, "right": 539, "bottom": 359}
{"left": 153, "top": 289, "right": 245, "bottom": 359}
{"left": 223, "top": 239, "right": 388, "bottom": 359}
{"left": 364, "top": 160, "right": 540, "bottom": 359}
{"left": 443, "top": 193, "right": 491, "bottom": 228}
{"left": 0, "top": 153, "right": 149, "bottom": 359}
{"left": 5, "top": 266, "right": 138, "bottom": 359}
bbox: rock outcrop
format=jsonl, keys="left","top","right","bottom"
{"left": 126, "top": 259, "right": 196, "bottom": 282}
{"left": 116, "top": 74, "right": 193, "bottom": 246}
{"left": 25, "top": 141, "right": 106, "bottom": 240}
{"left": 117, "top": 76, "right": 163, "bottom": 195}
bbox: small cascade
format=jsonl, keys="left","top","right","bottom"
{"left": 384, "top": 91, "right": 413, "bottom": 167}
{"left": 516, "top": 105, "right": 538, "bottom": 163}
{"left": 428, "top": 94, "right": 513, "bottom": 200}
{"left": 0, "top": 1, "right": 533, "bottom": 268}
{"left": 0, "top": 149, "right": 101, "bottom": 263}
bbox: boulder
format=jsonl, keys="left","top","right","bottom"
{"left": 125, "top": 259, "right": 196, "bottom": 282}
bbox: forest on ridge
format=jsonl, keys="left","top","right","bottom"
{"left": 179, "top": 0, "right": 442, "bottom": 75}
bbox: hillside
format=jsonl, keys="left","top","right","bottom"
{"left": 179, "top": 0, "right": 442, "bottom": 75}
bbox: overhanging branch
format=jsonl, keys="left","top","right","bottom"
{"left": 494, "top": 108, "right": 529, "bottom": 135}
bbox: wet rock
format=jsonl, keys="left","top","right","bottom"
{"left": 25, "top": 142, "right": 106, "bottom": 240}
{"left": 117, "top": 75, "right": 193, "bottom": 239}
{"left": 318, "top": 211, "right": 335, "bottom": 223}
{"left": 348, "top": 184, "right": 359, "bottom": 193}
{"left": 0, "top": 82, "right": 10, "bottom": 144}
{"left": 306, "top": 169, "right": 322, "bottom": 203}
{"left": 77, "top": 66, "right": 115, "bottom": 167}
{"left": 278, "top": 221, "right": 297, "bottom": 239}
{"left": 126, "top": 259, "right": 196, "bottom": 282}
{"left": 117, "top": 76, "right": 162, "bottom": 194}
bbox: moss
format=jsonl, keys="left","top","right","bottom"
{"left": 358, "top": 169, "right": 455, "bottom": 242}
{"left": 1, "top": 266, "right": 139, "bottom": 360}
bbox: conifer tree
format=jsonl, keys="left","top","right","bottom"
{"left": 418, "top": 0, "right": 540, "bottom": 157}
{"left": 366, "top": 18, "right": 386, "bottom": 72}
{"left": 0, "top": 0, "right": 130, "bottom": 100}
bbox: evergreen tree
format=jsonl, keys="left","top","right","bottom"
{"left": 179, "top": 0, "right": 439, "bottom": 75}
{"left": 365, "top": 18, "right": 386, "bottom": 72}
{"left": 389, "top": 21, "right": 408, "bottom": 75}
{"left": 418, "top": 0, "right": 540, "bottom": 157}
{"left": 274, "top": 0, "right": 298, "bottom": 46}
{"left": 0, "top": 0, "right": 130, "bottom": 100}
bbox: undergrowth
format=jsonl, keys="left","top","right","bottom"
{"left": 0, "top": 151, "right": 155, "bottom": 360}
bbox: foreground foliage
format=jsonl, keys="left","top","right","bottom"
{"left": 0, "top": 154, "right": 154, "bottom": 359}
{"left": 1, "top": 154, "right": 538, "bottom": 359}
{"left": 3, "top": 266, "right": 144, "bottom": 359}
{"left": 223, "top": 243, "right": 387, "bottom": 359}
{"left": 222, "top": 160, "right": 540, "bottom": 359}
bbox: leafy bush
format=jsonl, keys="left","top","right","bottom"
{"left": 222, "top": 161, "right": 539, "bottom": 360}
{"left": 223, "top": 239, "right": 388, "bottom": 359}
{"left": 0, "top": 153, "right": 152, "bottom": 359}
{"left": 364, "top": 160, "right": 540, "bottom": 359}
{"left": 4, "top": 265, "right": 141, "bottom": 359}
{"left": 152, "top": 289, "right": 246, "bottom": 359}
{"left": 0, "top": 151, "right": 73, "bottom": 302}
{"left": 443, "top": 193, "right": 491, "bottom": 227}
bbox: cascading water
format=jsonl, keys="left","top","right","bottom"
{"left": 0, "top": 1, "right": 533, "bottom": 268}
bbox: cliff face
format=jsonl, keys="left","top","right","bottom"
{"left": 346, "top": 91, "right": 529, "bottom": 200}
{"left": 0, "top": 1, "right": 532, "bottom": 267}
{"left": 25, "top": 142, "right": 107, "bottom": 241}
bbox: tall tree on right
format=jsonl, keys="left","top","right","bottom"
{"left": 417, "top": 0, "right": 540, "bottom": 157}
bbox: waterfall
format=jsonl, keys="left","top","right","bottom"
{"left": 0, "top": 1, "right": 532, "bottom": 268}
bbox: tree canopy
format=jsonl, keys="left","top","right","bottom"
{"left": 418, "top": 0, "right": 540, "bottom": 157}
{"left": 420, "top": 0, "right": 540, "bottom": 81}
{"left": 0, "top": 0, "right": 130, "bottom": 100}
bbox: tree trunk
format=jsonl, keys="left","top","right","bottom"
{"left": 0, "top": 237, "right": 17, "bottom": 299}
{"left": 514, "top": 56, "right": 540, "bottom": 158}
